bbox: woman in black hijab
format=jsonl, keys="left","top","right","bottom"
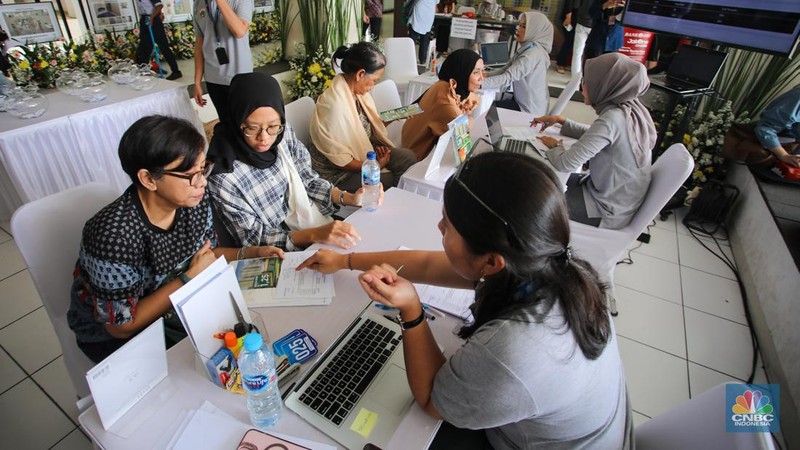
{"left": 401, "top": 49, "right": 485, "bottom": 160}
{"left": 207, "top": 72, "right": 365, "bottom": 251}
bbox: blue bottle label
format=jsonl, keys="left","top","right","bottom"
{"left": 243, "top": 373, "right": 274, "bottom": 392}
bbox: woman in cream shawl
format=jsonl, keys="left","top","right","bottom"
{"left": 482, "top": 11, "right": 553, "bottom": 116}
{"left": 309, "top": 42, "right": 417, "bottom": 190}
{"left": 533, "top": 53, "right": 657, "bottom": 229}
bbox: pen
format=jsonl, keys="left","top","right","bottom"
{"left": 395, "top": 264, "right": 404, "bottom": 274}
{"left": 422, "top": 303, "right": 445, "bottom": 319}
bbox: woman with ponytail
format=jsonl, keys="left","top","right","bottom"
{"left": 298, "top": 152, "right": 631, "bottom": 449}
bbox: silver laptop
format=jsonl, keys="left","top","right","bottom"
{"left": 481, "top": 42, "right": 510, "bottom": 69}
{"left": 485, "top": 103, "right": 547, "bottom": 160}
{"left": 285, "top": 305, "right": 415, "bottom": 449}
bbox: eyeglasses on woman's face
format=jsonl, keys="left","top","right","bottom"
{"left": 241, "top": 124, "right": 285, "bottom": 138}
{"left": 158, "top": 162, "right": 214, "bottom": 187}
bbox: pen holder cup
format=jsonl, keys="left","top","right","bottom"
{"left": 192, "top": 309, "right": 270, "bottom": 391}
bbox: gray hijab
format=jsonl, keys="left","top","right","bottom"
{"left": 517, "top": 11, "right": 553, "bottom": 54}
{"left": 584, "top": 53, "right": 656, "bottom": 167}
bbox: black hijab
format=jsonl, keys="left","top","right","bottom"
{"left": 207, "top": 72, "right": 286, "bottom": 173}
{"left": 437, "top": 48, "right": 481, "bottom": 101}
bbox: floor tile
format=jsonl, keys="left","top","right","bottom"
{"left": 0, "top": 228, "right": 10, "bottom": 244}
{"left": 0, "top": 307, "right": 62, "bottom": 374}
{"left": 0, "top": 270, "right": 43, "bottom": 329}
{"left": 32, "top": 356, "right": 80, "bottom": 424}
{"left": 52, "top": 427, "right": 92, "bottom": 450}
{"left": 614, "top": 252, "right": 682, "bottom": 305}
{"left": 0, "top": 220, "right": 10, "bottom": 236}
{"left": 0, "top": 240, "right": 26, "bottom": 282}
{"left": 688, "top": 362, "right": 741, "bottom": 398}
{"left": 632, "top": 410, "right": 651, "bottom": 428}
{"left": 629, "top": 224, "right": 679, "bottom": 264}
{"left": 677, "top": 232, "right": 736, "bottom": 280}
{"left": 0, "top": 347, "right": 26, "bottom": 394}
{"left": 681, "top": 267, "right": 746, "bottom": 325}
{"left": 684, "top": 308, "right": 753, "bottom": 380}
{"left": 613, "top": 286, "right": 686, "bottom": 358}
{"left": 618, "top": 336, "right": 690, "bottom": 418}
{"left": 675, "top": 207, "right": 732, "bottom": 240}
{"left": 0, "top": 379, "right": 75, "bottom": 449}
{"left": 653, "top": 207, "right": 679, "bottom": 233}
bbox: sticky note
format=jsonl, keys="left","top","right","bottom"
{"left": 350, "top": 408, "right": 379, "bottom": 438}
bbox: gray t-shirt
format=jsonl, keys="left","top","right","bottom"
{"left": 431, "top": 305, "right": 627, "bottom": 449}
{"left": 193, "top": 0, "right": 254, "bottom": 86}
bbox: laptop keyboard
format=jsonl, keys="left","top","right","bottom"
{"left": 298, "top": 319, "right": 401, "bottom": 426}
{"left": 504, "top": 139, "right": 529, "bottom": 154}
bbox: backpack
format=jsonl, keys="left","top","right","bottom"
{"left": 402, "top": 0, "right": 419, "bottom": 26}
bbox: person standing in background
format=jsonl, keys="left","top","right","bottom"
{"left": 136, "top": 0, "right": 182, "bottom": 80}
{"left": 409, "top": 0, "right": 437, "bottom": 64}
{"left": 193, "top": 0, "right": 253, "bottom": 125}
{"left": 555, "top": 6, "right": 575, "bottom": 74}
{"left": 363, "top": 0, "right": 383, "bottom": 40}
{"left": 563, "top": 0, "right": 593, "bottom": 76}
{"left": 755, "top": 84, "right": 800, "bottom": 168}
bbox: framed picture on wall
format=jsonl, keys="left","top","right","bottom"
{"left": 87, "top": 0, "right": 137, "bottom": 32}
{"left": 254, "top": 0, "right": 275, "bottom": 14}
{"left": 0, "top": 2, "right": 62, "bottom": 45}
{"left": 162, "top": 0, "right": 193, "bottom": 23}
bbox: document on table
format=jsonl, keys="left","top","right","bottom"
{"left": 275, "top": 251, "right": 335, "bottom": 299}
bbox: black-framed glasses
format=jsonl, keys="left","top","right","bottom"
{"left": 158, "top": 162, "right": 214, "bottom": 187}
{"left": 451, "top": 161, "right": 521, "bottom": 248}
{"left": 241, "top": 123, "right": 285, "bottom": 137}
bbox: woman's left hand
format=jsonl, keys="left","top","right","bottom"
{"left": 537, "top": 135, "right": 562, "bottom": 149}
{"left": 358, "top": 264, "right": 421, "bottom": 313}
{"left": 254, "top": 246, "right": 285, "bottom": 259}
{"left": 351, "top": 183, "right": 384, "bottom": 207}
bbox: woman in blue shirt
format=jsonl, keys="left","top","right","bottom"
{"left": 755, "top": 84, "right": 800, "bottom": 168}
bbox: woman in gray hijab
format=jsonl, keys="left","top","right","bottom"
{"left": 482, "top": 11, "right": 553, "bottom": 116}
{"left": 533, "top": 53, "right": 657, "bottom": 229}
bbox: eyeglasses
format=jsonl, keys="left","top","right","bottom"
{"left": 241, "top": 124, "right": 285, "bottom": 137}
{"left": 158, "top": 162, "right": 214, "bottom": 187}
{"left": 451, "top": 160, "right": 521, "bottom": 248}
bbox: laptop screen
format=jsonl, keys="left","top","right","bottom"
{"left": 485, "top": 104, "right": 505, "bottom": 146}
{"left": 481, "top": 42, "right": 510, "bottom": 66}
{"left": 666, "top": 45, "right": 728, "bottom": 88}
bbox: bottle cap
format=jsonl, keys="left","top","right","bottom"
{"left": 366, "top": 151, "right": 376, "bottom": 160}
{"left": 243, "top": 332, "right": 263, "bottom": 352}
{"left": 224, "top": 331, "right": 238, "bottom": 348}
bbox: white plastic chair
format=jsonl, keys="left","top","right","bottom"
{"left": 636, "top": 383, "right": 777, "bottom": 449}
{"left": 382, "top": 37, "right": 420, "bottom": 104}
{"left": 371, "top": 79, "right": 405, "bottom": 147}
{"left": 548, "top": 74, "right": 582, "bottom": 116}
{"left": 11, "top": 182, "right": 120, "bottom": 399}
{"left": 284, "top": 96, "right": 315, "bottom": 147}
{"left": 569, "top": 144, "right": 694, "bottom": 313}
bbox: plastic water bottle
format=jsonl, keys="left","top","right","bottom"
{"left": 361, "top": 151, "right": 381, "bottom": 212}
{"left": 238, "top": 333, "right": 283, "bottom": 428}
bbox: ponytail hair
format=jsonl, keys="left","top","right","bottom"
{"left": 443, "top": 152, "right": 611, "bottom": 360}
{"left": 332, "top": 41, "right": 386, "bottom": 75}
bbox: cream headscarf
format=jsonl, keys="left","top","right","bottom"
{"left": 517, "top": 11, "right": 553, "bottom": 54}
{"left": 584, "top": 53, "right": 656, "bottom": 168}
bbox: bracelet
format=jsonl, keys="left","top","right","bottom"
{"left": 179, "top": 273, "right": 192, "bottom": 285}
{"left": 339, "top": 190, "right": 346, "bottom": 206}
{"left": 237, "top": 246, "right": 247, "bottom": 260}
{"left": 396, "top": 308, "right": 426, "bottom": 330}
{"left": 347, "top": 252, "right": 354, "bottom": 271}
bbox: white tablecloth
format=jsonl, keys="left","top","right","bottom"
{"left": 0, "top": 80, "right": 202, "bottom": 219}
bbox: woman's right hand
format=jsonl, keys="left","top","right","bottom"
{"left": 531, "top": 115, "right": 565, "bottom": 131}
{"left": 375, "top": 146, "right": 392, "bottom": 168}
{"left": 777, "top": 151, "right": 800, "bottom": 168}
{"left": 312, "top": 220, "right": 361, "bottom": 249}
{"left": 185, "top": 239, "right": 215, "bottom": 278}
{"left": 193, "top": 82, "right": 207, "bottom": 107}
{"left": 296, "top": 249, "right": 348, "bottom": 274}
{"left": 358, "top": 264, "right": 421, "bottom": 313}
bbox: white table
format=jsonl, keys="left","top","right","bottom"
{"left": 0, "top": 80, "right": 202, "bottom": 220}
{"left": 398, "top": 107, "right": 572, "bottom": 201}
{"left": 79, "top": 188, "right": 465, "bottom": 450}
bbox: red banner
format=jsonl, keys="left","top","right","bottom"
{"left": 619, "top": 28, "right": 654, "bottom": 64}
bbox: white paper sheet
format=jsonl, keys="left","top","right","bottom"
{"left": 86, "top": 318, "right": 168, "bottom": 431}
{"left": 416, "top": 284, "right": 475, "bottom": 321}
{"left": 276, "top": 251, "right": 336, "bottom": 299}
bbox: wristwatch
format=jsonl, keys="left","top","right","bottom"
{"left": 179, "top": 273, "right": 192, "bottom": 285}
{"left": 396, "top": 309, "right": 426, "bottom": 330}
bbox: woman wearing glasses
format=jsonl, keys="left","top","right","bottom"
{"left": 207, "top": 72, "right": 364, "bottom": 250}
{"left": 309, "top": 42, "right": 417, "bottom": 190}
{"left": 533, "top": 52, "right": 656, "bottom": 229}
{"left": 298, "top": 152, "right": 630, "bottom": 449}
{"left": 68, "top": 115, "right": 284, "bottom": 363}
{"left": 481, "top": 11, "right": 553, "bottom": 116}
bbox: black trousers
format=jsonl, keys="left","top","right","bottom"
{"left": 409, "top": 29, "right": 431, "bottom": 64}
{"left": 362, "top": 17, "right": 382, "bottom": 39}
{"left": 136, "top": 15, "right": 179, "bottom": 73}
{"left": 206, "top": 81, "right": 231, "bottom": 126}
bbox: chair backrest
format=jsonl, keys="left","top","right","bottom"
{"left": 285, "top": 96, "right": 315, "bottom": 147}
{"left": 371, "top": 79, "right": 403, "bottom": 113}
{"left": 636, "top": 383, "right": 777, "bottom": 450}
{"left": 383, "top": 37, "right": 420, "bottom": 83}
{"left": 11, "top": 182, "right": 120, "bottom": 398}
{"left": 548, "top": 74, "right": 582, "bottom": 116}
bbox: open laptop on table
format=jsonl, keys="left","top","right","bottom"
{"left": 285, "top": 304, "right": 424, "bottom": 449}
{"left": 655, "top": 45, "right": 728, "bottom": 94}
{"left": 484, "top": 103, "right": 547, "bottom": 160}
{"left": 481, "top": 41, "right": 510, "bottom": 69}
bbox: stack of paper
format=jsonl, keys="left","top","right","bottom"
{"left": 232, "top": 251, "right": 336, "bottom": 308}
{"left": 416, "top": 283, "right": 475, "bottom": 322}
